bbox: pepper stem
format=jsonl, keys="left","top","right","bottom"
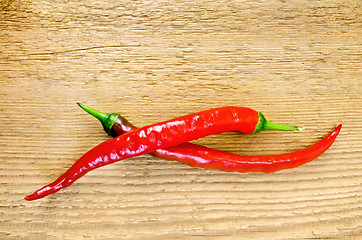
{"left": 263, "top": 120, "right": 305, "bottom": 131}
{"left": 253, "top": 112, "right": 304, "bottom": 133}
{"left": 77, "top": 102, "right": 118, "bottom": 134}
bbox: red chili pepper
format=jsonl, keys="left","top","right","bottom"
{"left": 25, "top": 106, "right": 304, "bottom": 201}
{"left": 79, "top": 104, "right": 342, "bottom": 173}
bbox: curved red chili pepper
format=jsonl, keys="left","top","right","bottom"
{"left": 78, "top": 104, "right": 340, "bottom": 173}
{"left": 25, "top": 106, "right": 281, "bottom": 200}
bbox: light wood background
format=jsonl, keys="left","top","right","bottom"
{"left": 1, "top": 0, "right": 361, "bottom": 239}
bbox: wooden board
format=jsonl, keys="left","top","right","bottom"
{"left": 0, "top": 0, "right": 361, "bottom": 239}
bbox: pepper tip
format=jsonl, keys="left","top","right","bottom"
{"left": 24, "top": 195, "right": 33, "bottom": 201}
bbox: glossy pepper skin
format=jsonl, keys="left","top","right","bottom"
{"left": 80, "top": 104, "right": 341, "bottom": 173}
{"left": 25, "top": 106, "right": 301, "bottom": 201}
{"left": 153, "top": 125, "right": 341, "bottom": 173}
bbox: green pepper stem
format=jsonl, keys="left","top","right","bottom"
{"left": 253, "top": 112, "right": 304, "bottom": 133}
{"left": 263, "top": 120, "right": 305, "bottom": 131}
{"left": 77, "top": 102, "right": 118, "bottom": 134}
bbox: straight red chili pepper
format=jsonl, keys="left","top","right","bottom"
{"left": 79, "top": 104, "right": 342, "bottom": 173}
{"left": 25, "top": 106, "right": 304, "bottom": 201}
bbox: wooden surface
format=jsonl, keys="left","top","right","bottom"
{"left": 1, "top": 0, "right": 361, "bottom": 239}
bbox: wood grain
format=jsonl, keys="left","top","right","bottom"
{"left": 0, "top": 0, "right": 361, "bottom": 239}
